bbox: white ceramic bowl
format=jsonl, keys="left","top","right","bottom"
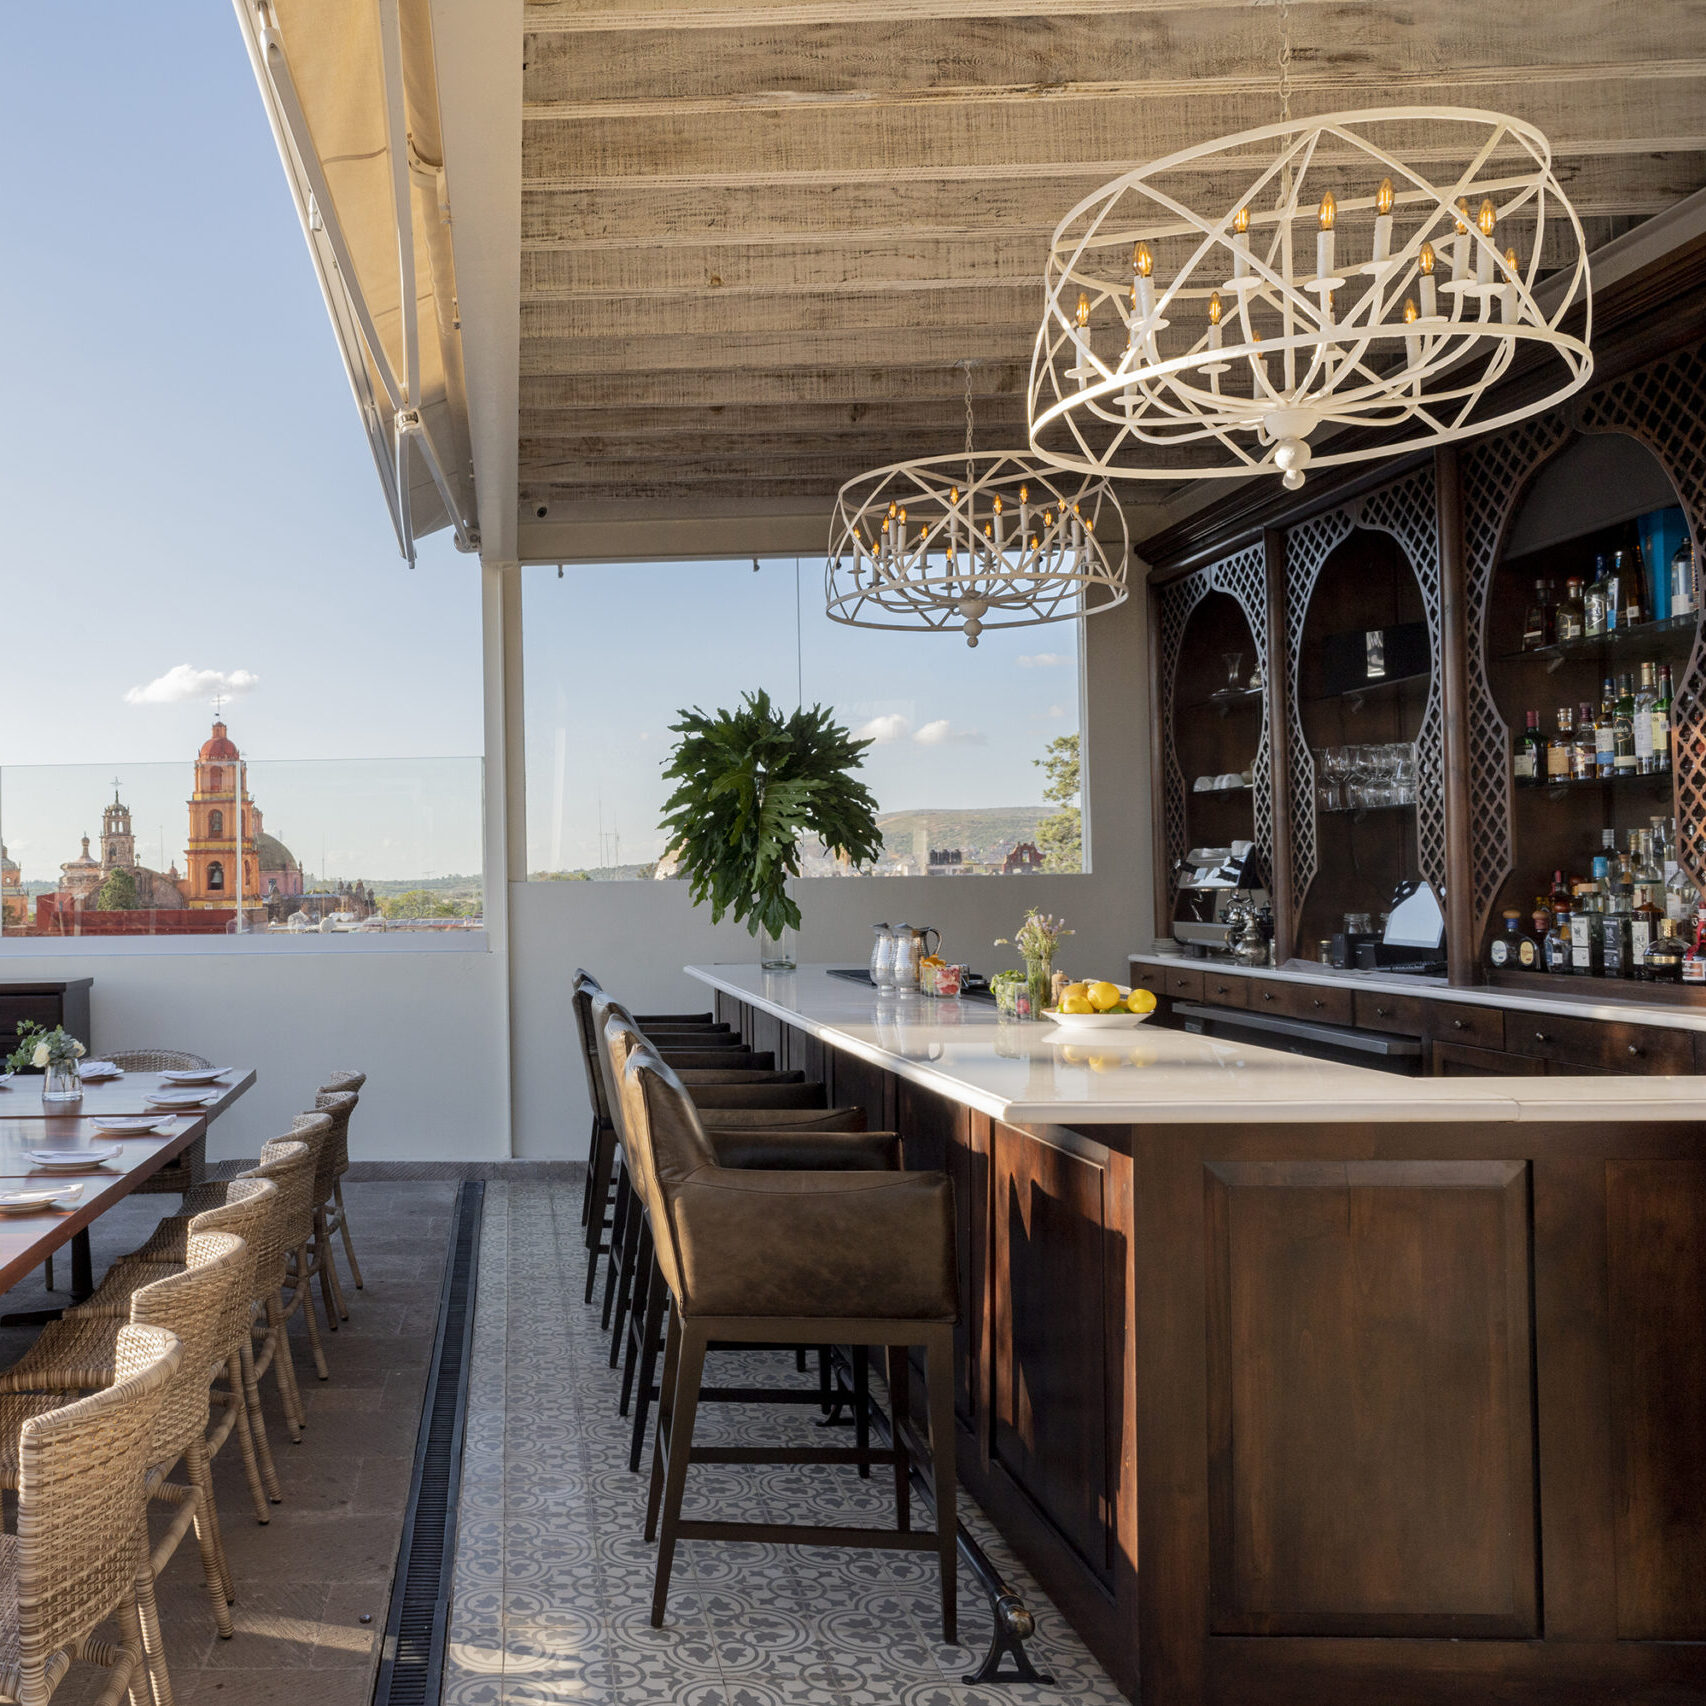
{"left": 1044, "top": 1007, "right": 1155, "bottom": 1031}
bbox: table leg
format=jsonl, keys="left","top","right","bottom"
{"left": 70, "top": 1229, "right": 93, "bottom": 1300}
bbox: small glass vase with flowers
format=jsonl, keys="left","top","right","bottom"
{"left": 994, "top": 910, "right": 1074, "bottom": 1020}
{"left": 7, "top": 1022, "right": 87, "bottom": 1103}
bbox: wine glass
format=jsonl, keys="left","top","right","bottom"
{"left": 1221, "top": 651, "right": 1244, "bottom": 695}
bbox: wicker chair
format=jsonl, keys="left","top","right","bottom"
{"left": 0, "top": 1322, "right": 181, "bottom": 1706}
{"left": 104, "top": 1051, "right": 214, "bottom": 1201}
{"left": 74, "top": 1181, "right": 280, "bottom": 1528}
{"left": 0, "top": 1232, "right": 252, "bottom": 1692}
{"left": 305, "top": 1093, "right": 357, "bottom": 1328}
{"left": 282, "top": 1113, "right": 336, "bottom": 1380}
{"left": 315, "top": 1077, "right": 366, "bottom": 1295}
{"left": 129, "top": 1136, "right": 313, "bottom": 1455}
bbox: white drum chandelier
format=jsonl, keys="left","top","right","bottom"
{"left": 1028, "top": 107, "right": 1593, "bottom": 489}
{"left": 824, "top": 451, "right": 1129, "bottom": 647}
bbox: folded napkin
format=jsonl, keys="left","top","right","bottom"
{"left": 77, "top": 1061, "right": 123, "bottom": 1080}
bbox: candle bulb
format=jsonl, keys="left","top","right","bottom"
{"left": 1019, "top": 483, "right": 1030, "bottom": 541}
{"left": 1132, "top": 241, "right": 1156, "bottom": 321}
{"left": 1402, "top": 296, "right": 1420, "bottom": 366}
{"left": 1232, "top": 204, "right": 1251, "bottom": 279}
{"left": 1315, "top": 189, "right": 1337, "bottom": 280}
{"left": 1451, "top": 198, "right": 1470, "bottom": 281}
{"left": 1501, "top": 245, "right": 1520, "bottom": 324}
{"left": 1250, "top": 328, "right": 1267, "bottom": 390}
{"left": 1207, "top": 289, "right": 1224, "bottom": 351}
{"left": 1372, "top": 175, "right": 1395, "bottom": 263}
{"left": 1476, "top": 197, "right": 1497, "bottom": 286}
{"left": 1418, "top": 240, "right": 1438, "bottom": 319}
{"left": 1071, "top": 290, "right": 1093, "bottom": 376}
{"left": 992, "top": 491, "right": 1004, "bottom": 554}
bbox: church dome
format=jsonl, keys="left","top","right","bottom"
{"left": 0, "top": 842, "right": 17, "bottom": 879}
{"left": 255, "top": 830, "right": 298, "bottom": 873}
{"left": 200, "top": 720, "right": 239, "bottom": 761}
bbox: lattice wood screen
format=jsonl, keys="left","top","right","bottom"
{"left": 1281, "top": 463, "right": 1446, "bottom": 933}
{"left": 1156, "top": 542, "right": 1273, "bottom": 906}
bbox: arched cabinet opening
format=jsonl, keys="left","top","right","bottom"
{"left": 1296, "top": 526, "right": 1432, "bottom": 959}
{"left": 1172, "top": 590, "right": 1263, "bottom": 858}
{"left": 1481, "top": 430, "right": 1696, "bottom": 982}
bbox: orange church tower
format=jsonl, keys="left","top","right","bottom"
{"left": 183, "top": 719, "right": 260, "bottom": 909}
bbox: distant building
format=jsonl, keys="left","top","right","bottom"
{"left": 928, "top": 848, "right": 966, "bottom": 874}
{"left": 0, "top": 843, "right": 26, "bottom": 930}
{"left": 1003, "top": 841, "right": 1045, "bottom": 875}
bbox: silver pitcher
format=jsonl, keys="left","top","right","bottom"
{"left": 870, "top": 923, "right": 895, "bottom": 988}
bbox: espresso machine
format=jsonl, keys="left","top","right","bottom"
{"left": 1172, "top": 841, "right": 1270, "bottom": 957}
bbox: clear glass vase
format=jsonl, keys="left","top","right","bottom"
{"left": 1024, "top": 955, "right": 1053, "bottom": 1017}
{"left": 42, "top": 1059, "right": 82, "bottom": 1102}
{"left": 760, "top": 923, "right": 797, "bottom": 971}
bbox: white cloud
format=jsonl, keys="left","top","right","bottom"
{"left": 1017, "top": 653, "right": 1068, "bottom": 669}
{"left": 855, "top": 713, "right": 911, "bottom": 744}
{"left": 124, "top": 665, "right": 259, "bottom": 707}
{"left": 1045, "top": 704, "right": 1068, "bottom": 719}
{"left": 914, "top": 719, "right": 987, "bottom": 747}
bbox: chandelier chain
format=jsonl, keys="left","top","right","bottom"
{"left": 964, "top": 363, "right": 976, "bottom": 458}
{"left": 1276, "top": 0, "right": 1293, "bottom": 124}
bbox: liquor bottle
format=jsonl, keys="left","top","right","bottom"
{"left": 1653, "top": 664, "right": 1673, "bottom": 772}
{"left": 1634, "top": 830, "right": 1665, "bottom": 914}
{"left": 1572, "top": 702, "right": 1597, "bottom": 780}
{"left": 1513, "top": 710, "right": 1541, "bottom": 785}
{"left": 1532, "top": 892, "right": 1555, "bottom": 940}
{"left": 1613, "top": 674, "right": 1637, "bottom": 774}
{"left": 1600, "top": 877, "right": 1633, "bottom": 979}
{"left": 1584, "top": 556, "right": 1609, "bottom": 638}
{"left": 1546, "top": 907, "right": 1573, "bottom": 974}
{"left": 1634, "top": 662, "right": 1658, "bottom": 773}
{"left": 1646, "top": 917, "right": 1686, "bottom": 984}
{"left": 1549, "top": 868, "right": 1571, "bottom": 914}
{"left": 1556, "top": 577, "right": 1586, "bottom": 643}
{"left": 1547, "top": 706, "right": 1574, "bottom": 781}
{"left": 1616, "top": 547, "right": 1643, "bottom": 627}
{"left": 1665, "top": 824, "right": 1694, "bottom": 924}
{"left": 1522, "top": 580, "right": 1553, "bottom": 650}
{"left": 1488, "top": 909, "right": 1540, "bottom": 972}
{"left": 1685, "top": 907, "right": 1706, "bottom": 986}
{"left": 1570, "top": 882, "right": 1601, "bottom": 975}
{"left": 1604, "top": 552, "right": 1623, "bottom": 634}
{"left": 1595, "top": 680, "right": 1617, "bottom": 778}
{"left": 1670, "top": 536, "right": 1698, "bottom": 618}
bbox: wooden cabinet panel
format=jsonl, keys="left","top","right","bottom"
{"left": 897, "top": 1083, "right": 987, "bottom": 1437}
{"left": 991, "top": 1124, "right": 1125, "bottom": 1588}
{"left": 1431, "top": 1042, "right": 1546, "bottom": 1076}
{"left": 1607, "top": 1160, "right": 1706, "bottom": 1638}
{"left": 1203, "top": 1159, "right": 1537, "bottom": 1637}
{"left": 744, "top": 1005, "right": 783, "bottom": 1065}
{"left": 1354, "top": 990, "right": 1427, "bottom": 1035}
{"left": 1432, "top": 1002, "right": 1505, "bottom": 1051}
{"left": 1256, "top": 979, "right": 1356, "bottom": 1027}
{"left": 1130, "top": 963, "right": 1168, "bottom": 996}
{"left": 0, "top": 995, "right": 63, "bottom": 1035}
{"left": 1164, "top": 965, "right": 1206, "bottom": 1002}
{"left": 827, "top": 1048, "right": 893, "bottom": 1130}
{"left": 1245, "top": 978, "right": 1290, "bottom": 1017}
{"left": 1200, "top": 972, "right": 1250, "bottom": 1009}
{"left": 1509, "top": 1012, "right": 1693, "bottom": 1075}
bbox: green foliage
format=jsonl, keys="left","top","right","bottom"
{"left": 379, "top": 889, "right": 477, "bottom": 919}
{"left": 6, "top": 1022, "right": 84, "bottom": 1074}
{"left": 1034, "top": 731, "right": 1082, "bottom": 874}
{"left": 95, "top": 867, "right": 138, "bottom": 911}
{"left": 660, "top": 690, "right": 882, "bottom": 938}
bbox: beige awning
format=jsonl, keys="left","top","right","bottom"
{"left": 233, "top": 0, "right": 476, "bottom": 558}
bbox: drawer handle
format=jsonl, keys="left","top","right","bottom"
{"left": 1375, "top": 1006, "right": 1390, "bottom": 1017}
{"left": 1453, "top": 1019, "right": 1467, "bottom": 1031}
{"left": 1312, "top": 998, "right": 1324, "bottom": 1009}
{"left": 1262, "top": 991, "right": 1276, "bottom": 1001}
{"left": 1534, "top": 1031, "right": 1549, "bottom": 1044}
{"left": 1628, "top": 1043, "right": 1643, "bottom": 1057}
{"left": 1214, "top": 985, "right": 1229, "bottom": 995}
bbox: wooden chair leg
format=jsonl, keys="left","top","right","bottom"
{"left": 597, "top": 1163, "right": 631, "bottom": 1315}
{"left": 618, "top": 1233, "right": 654, "bottom": 1417}
{"left": 645, "top": 1304, "right": 682, "bottom": 1542}
{"left": 924, "top": 1325, "right": 959, "bottom": 1646}
{"left": 888, "top": 1343, "right": 912, "bottom": 1533}
{"left": 607, "top": 1192, "right": 646, "bottom": 1362}
{"left": 579, "top": 1115, "right": 600, "bottom": 1226}
{"left": 853, "top": 1345, "right": 871, "bottom": 1479}
{"left": 582, "top": 1120, "right": 617, "bottom": 1252}
{"left": 628, "top": 1264, "right": 668, "bottom": 1473}
{"left": 650, "top": 1319, "right": 709, "bottom": 1628}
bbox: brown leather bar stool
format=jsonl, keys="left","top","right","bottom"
{"left": 614, "top": 1030, "right": 960, "bottom": 1640}
{"left": 599, "top": 1002, "right": 893, "bottom": 1471}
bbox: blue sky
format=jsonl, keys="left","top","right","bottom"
{"left": 0, "top": 5, "right": 1079, "bottom": 884}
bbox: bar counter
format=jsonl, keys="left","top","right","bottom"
{"left": 688, "top": 962, "right": 1706, "bottom": 1706}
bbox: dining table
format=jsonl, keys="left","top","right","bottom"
{"left": 0, "top": 1068, "right": 255, "bottom": 1308}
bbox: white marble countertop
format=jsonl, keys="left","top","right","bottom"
{"left": 1128, "top": 950, "right": 1706, "bottom": 1033}
{"left": 686, "top": 964, "right": 1706, "bottom": 1126}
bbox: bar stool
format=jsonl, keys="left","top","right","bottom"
{"left": 615, "top": 1035, "right": 960, "bottom": 1639}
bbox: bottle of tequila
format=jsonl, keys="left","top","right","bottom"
{"left": 1555, "top": 577, "right": 1586, "bottom": 642}
{"left": 1635, "top": 662, "right": 1658, "bottom": 773}
{"left": 1595, "top": 680, "right": 1617, "bottom": 778}
{"left": 1584, "top": 557, "right": 1609, "bottom": 638}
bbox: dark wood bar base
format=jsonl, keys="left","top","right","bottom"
{"left": 717, "top": 988, "right": 1706, "bottom": 1705}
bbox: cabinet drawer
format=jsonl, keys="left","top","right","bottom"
{"left": 1431, "top": 1041, "right": 1547, "bottom": 1077}
{"left": 1199, "top": 971, "right": 1250, "bottom": 1009}
{"left": 0, "top": 996, "right": 63, "bottom": 1033}
{"left": 1247, "top": 979, "right": 1356, "bottom": 1027}
{"left": 1431, "top": 1002, "right": 1504, "bottom": 1052}
{"left": 1355, "top": 991, "right": 1428, "bottom": 1036}
{"left": 1509, "top": 1012, "right": 1693, "bottom": 1075}
{"left": 1129, "top": 963, "right": 1168, "bottom": 996}
{"left": 1164, "top": 965, "right": 1205, "bottom": 1002}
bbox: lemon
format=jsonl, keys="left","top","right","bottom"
{"left": 1060, "top": 1045, "right": 1086, "bottom": 1065}
{"left": 1060, "top": 981, "right": 1090, "bottom": 1003}
{"left": 1088, "top": 981, "right": 1123, "bottom": 1012}
{"left": 1060, "top": 994, "right": 1095, "bottom": 1015}
{"left": 1126, "top": 988, "right": 1157, "bottom": 1014}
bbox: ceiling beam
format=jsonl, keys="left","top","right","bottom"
{"left": 524, "top": 0, "right": 1336, "bottom": 32}
{"left": 519, "top": 397, "right": 1030, "bottom": 436}
{"left": 519, "top": 362, "right": 1029, "bottom": 408}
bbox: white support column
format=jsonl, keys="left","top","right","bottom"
{"left": 482, "top": 560, "right": 525, "bottom": 1157}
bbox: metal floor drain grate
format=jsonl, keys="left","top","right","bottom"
{"left": 372, "top": 1180, "right": 483, "bottom": 1706}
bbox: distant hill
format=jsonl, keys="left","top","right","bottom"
{"left": 873, "top": 807, "right": 1043, "bottom": 866}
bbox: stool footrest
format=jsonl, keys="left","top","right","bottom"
{"left": 673, "top": 1519, "right": 940, "bottom": 1551}
{"left": 688, "top": 1446, "right": 900, "bottom": 1467}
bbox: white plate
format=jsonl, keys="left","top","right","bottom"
{"left": 158, "top": 1068, "right": 227, "bottom": 1086}
{"left": 1044, "top": 1007, "right": 1155, "bottom": 1031}
{"left": 144, "top": 1089, "right": 218, "bottom": 1108}
{"left": 26, "top": 1147, "right": 123, "bottom": 1171}
{"left": 90, "top": 1116, "right": 171, "bottom": 1135}
{"left": 77, "top": 1062, "right": 123, "bottom": 1080}
{"left": 0, "top": 1185, "right": 82, "bottom": 1214}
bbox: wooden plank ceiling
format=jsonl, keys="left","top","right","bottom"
{"left": 518, "top": 0, "right": 1706, "bottom": 528}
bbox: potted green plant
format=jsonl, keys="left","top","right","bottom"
{"left": 661, "top": 690, "right": 883, "bottom": 968}
{"left": 7, "top": 1021, "right": 86, "bottom": 1101}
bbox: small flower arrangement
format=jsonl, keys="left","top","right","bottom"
{"left": 6, "top": 1022, "right": 85, "bottom": 1075}
{"left": 994, "top": 911, "right": 1073, "bottom": 1018}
